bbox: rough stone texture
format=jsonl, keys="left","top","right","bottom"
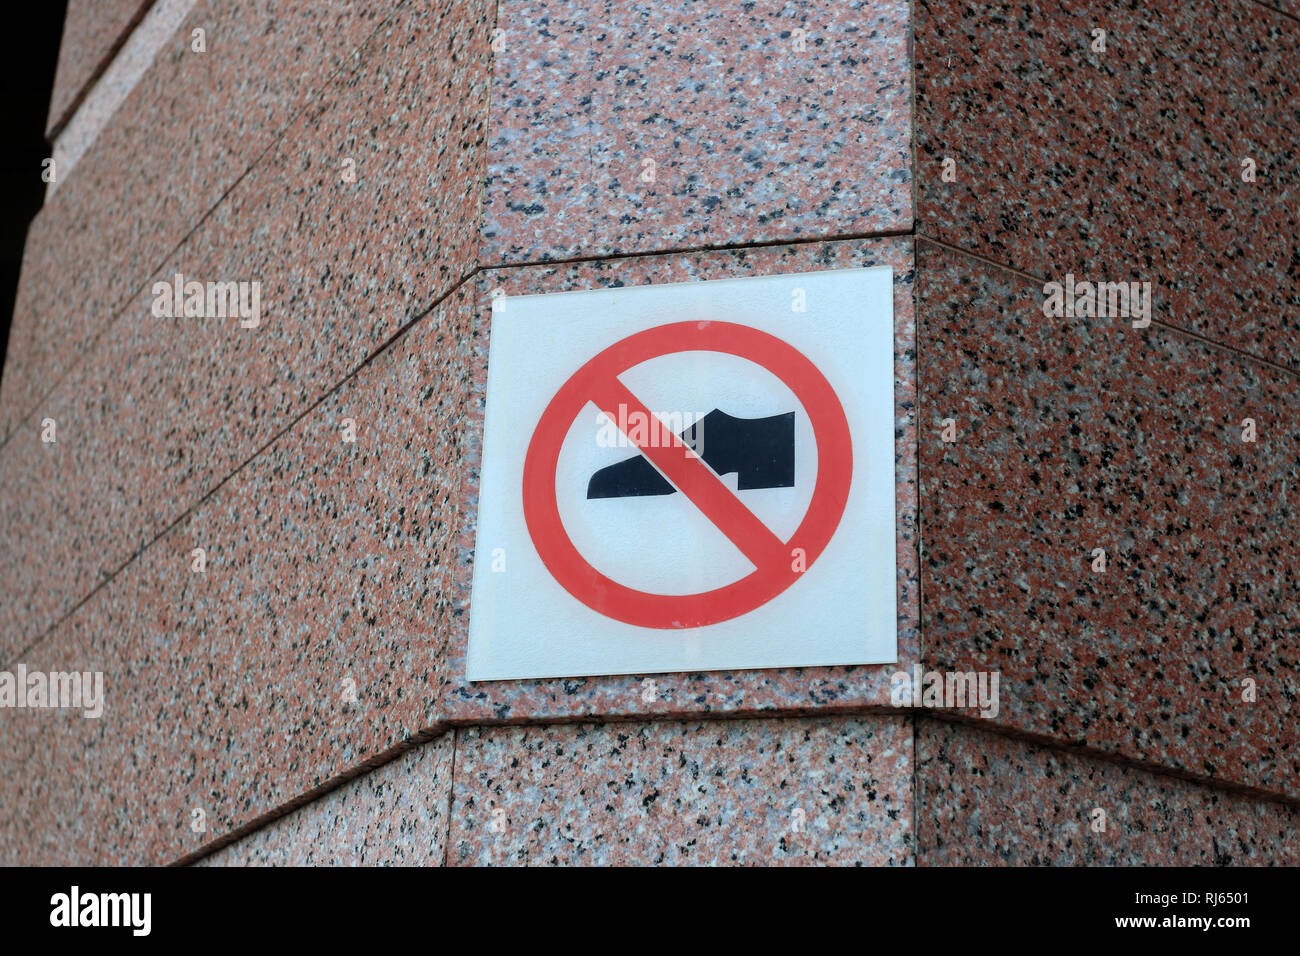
{"left": 917, "top": 718, "right": 1300, "bottom": 866}
{"left": 0, "top": 624, "right": 98, "bottom": 866}
{"left": 0, "top": 249, "right": 43, "bottom": 441}
{"left": 48, "top": 1, "right": 210, "bottom": 201}
{"left": 0, "top": 282, "right": 476, "bottom": 865}
{"left": 484, "top": 0, "right": 912, "bottom": 264}
{"left": 0, "top": 0, "right": 493, "bottom": 656}
{"left": 196, "top": 734, "right": 455, "bottom": 866}
{"left": 2, "top": 0, "right": 388, "bottom": 444}
{"left": 448, "top": 237, "right": 918, "bottom": 724}
{"left": 4, "top": 0, "right": 1297, "bottom": 869}
{"left": 449, "top": 716, "right": 913, "bottom": 865}
{"left": 2, "top": 235, "right": 917, "bottom": 864}
{"left": 45, "top": 0, "right": 154, "bottom": 136}
{"left": 0, "top": 388, "right": 65, "bottom": 665}
{"left": 918, "top": 239, "right": 1300, "bottom": 800}
{"left": 915, "top": 0, "right": 1300, "bottom": 369}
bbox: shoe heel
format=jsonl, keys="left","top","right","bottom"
{"left": 734, "top": 411, "right": 795, "bottom": 490}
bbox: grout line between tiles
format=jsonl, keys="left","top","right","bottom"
{"left": 4, "top": 228, "right": 919, "bottom": 665}
{"left": 45, "top": 0, "right": 155, "bottom": 140}
{"left": 441, "top": 728, "right": 459, "bottom": 869}
{"left": 172, "top": 705, "right": 1300, "bottom": 866}
{"left": 1247, "top": 0, "right": 1300, "bottom": 25}
{"left": 915, "top": 234, "right": 1300, "bottom": 383}
{"left": 5, "top": 263, "right": 482, "bottom": 669}
{"left": 0, "top": 0, "right": 418, "bottom": 457}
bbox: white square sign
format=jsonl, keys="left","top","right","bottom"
{"left": 467, "top": 266, "right": 897, "bottom": 681}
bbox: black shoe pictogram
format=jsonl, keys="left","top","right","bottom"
{"left": 586, "top": 409, "right": 795, "bottom": 499}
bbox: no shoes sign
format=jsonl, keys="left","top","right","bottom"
{"left": 467, "top": 267, "right": 897, "bottom": 681}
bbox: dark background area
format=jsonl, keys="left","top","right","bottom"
{"left": 0, "top": 2, "right": 67, "bottom": 385}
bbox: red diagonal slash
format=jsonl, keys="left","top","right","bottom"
{"left": 522, "top": 319, "right": 852, "bottom": 629}
{"left": 586, "top": 375, "right": 788, "bottom": 573}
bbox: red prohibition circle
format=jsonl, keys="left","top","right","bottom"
{"left": 522, "top": 320, "right": 853, "bottom": 629}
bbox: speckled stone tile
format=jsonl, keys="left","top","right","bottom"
{"left": 0, "top": 252, "right": 43, "bottom": 445}
{"left": 195, "top": 734, "right": 454, "bottom": 866}
{"left": 0, "top": 0, "right": 493, "bottom": 656}
{"left": 61, "top": 285, "right": 476, "bottom": 865}
{"left": 1267, "top": 0, "right": 1300, "bottom": 21}
{"left": 67, "top": 517, "right": 201, "bottom": 866}
{"left": 484, "top": 0, "right": 911, "bottom": 264}
{"left": 447, "top": 237, "right": 918, "bottom": 723}
{"left": 0, "top": 213, "right": 70, "bottom": 445}
{"left": 915, "top": 0, "right": 1300, "bottom": 368}
{"left": 449, "top": 716, "right": 913, "bottom": 865}
{"left": 3, "top": 0, "right": 389, "bottom": 444}
{"left": 45, "top": 0, "right": 153, "bottom": 136}
{"left": 31, "top": 711, "right": 112, "bottom": 867}
{"left": 0, "top": 720, "right": 41, "bottom": 864}
{"left": 0, "top": 345, "right": 164, "bottom": 662}
{"left": 0, "top": 508, "right": 168, "bottom": 866}
{"left": 0, "top": 623, "right": 100, "bottom": 866}
{"left": 4, "top": 241, "right": 914, "bottom": 864}
{"left": 0, "top": 241, "right": 68, "bottom": 449}
{"left": 917, "top": 719, "right": 1300, "bottom": 866}
{"left": 0, "top": 395, "right": 76, "bottom": 665}
{"left": 918, "top": 240, "right": 1300, "bottom": 800}
{"left": 48, "top": 0, "right": 207, "bottom": 197}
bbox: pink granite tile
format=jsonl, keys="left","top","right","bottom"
{"left": 63, "top": 285, "right": 476, "bottom": 865}
{"left": 449, "top": 716, "right": 913, "bottom": 865}
{"left": 915, "top": 0, "right": 1300, "bottom": 368}
{"left": 0, "top": 0, "right": 494, "bottom": 654}
{"left": 0, "top": 722, "right": 41, "bottom": 864}
{"left": 45, "top": 0, "right": 154, "bottom": 136}
{"left": 0, "top": 276, "right": 40, "bottom": 445}
{"left": 3, "top": 510, "right": 163, "bottom": 866}
{"left": 20, "top": 695, "right": 107, "bottom": 866}
{"left": 0, "top": 396, "right": 78, "bottom": 665}
{"left": 70, "top": 518, "right": 198, "bottom": 866}
{"left": 0, "top": 214, "right": 72, "bottom": 446}
{"left": 194, "top": 734, "right": 455, "bottom": 866}
{"left": 4, "top": 0, "right": 389, "bottom": 443}
{"left": 0, "top": 659, "right": 51, "bottom": 862}
{"left": 484, "top": 0, "right": 912, "bottom": 264}
{"left": 0, "top": 623, "right": 100, "bottom": 866}
{"left": 918, "top": 240, "right": 1300, "bottom": 800}
{"left": 0, "top": 354, "right": 150, "bottom": 660}
{"left": 448, "top": 237, "right": 918, "bottom": 724}
{"left": 917, "top": 719, "right": 1300, "bottom": 866}
{"left": 4, "top": 238, "right": 915, "bottom": 864}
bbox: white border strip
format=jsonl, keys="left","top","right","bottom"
{"left": 47, "top": 0, "right": 199, "bottom": 197}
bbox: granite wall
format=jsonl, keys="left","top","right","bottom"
{"left": 0, "top": 0, "right": 1295, "bottom": 865}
